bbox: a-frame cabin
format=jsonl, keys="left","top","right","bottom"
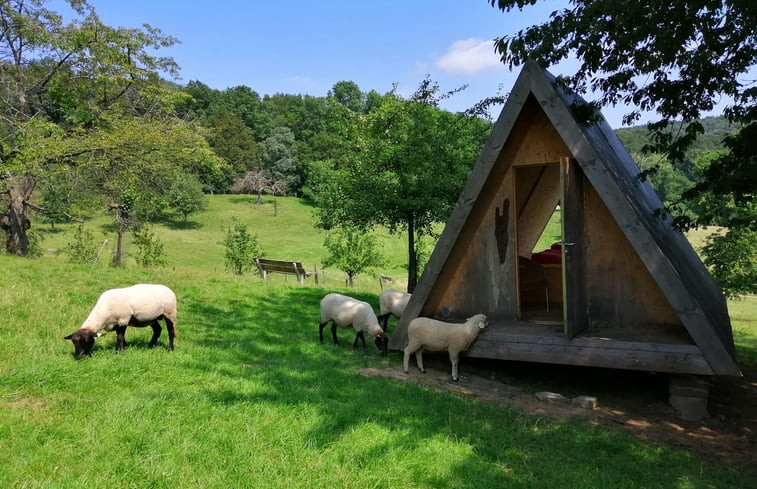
{"left": 388, "top": 60, "right": 741, "bottom": 378}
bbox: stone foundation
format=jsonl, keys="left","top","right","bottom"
{"left": 668, "top": 375, "right": 710, "bottom": 421}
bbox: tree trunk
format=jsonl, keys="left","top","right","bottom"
{"left": 2, "top": 185, "right": 31, "bottom": 256}
{"left": 407, "top": 214, "right": 417, "bottom": 293}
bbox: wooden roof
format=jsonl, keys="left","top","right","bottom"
{"left": 388, "top": 60, "right": 740, "bottom": 376}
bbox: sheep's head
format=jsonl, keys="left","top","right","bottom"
{"left": 64, "top": 330, "right": 98, "bottom": 359}
{"left": 468, "top": 314, "right": 488, "bottom": 330}
{"left": 374, "top": 334, "right": 389, "bottom": 356}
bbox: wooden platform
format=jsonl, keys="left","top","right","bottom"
{"left": 463, "top": 320, "right": 713, "bottom": 375}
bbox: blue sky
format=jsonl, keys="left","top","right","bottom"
{"left": 51, "top": 0, "right": 710, "bottom": 129}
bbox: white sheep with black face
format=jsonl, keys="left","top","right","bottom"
{"left": 64, "top": 284, "right": 177, "bottom": 359}
{"left": 377, "top": 289, "right": 411, "bottom": 331}
{"left": 403, "top": 314, "right": 488, "bottom": 381}
{"left": 319, "top": 293, "right": 388, "bottom": 356}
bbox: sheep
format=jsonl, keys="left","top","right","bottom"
{"left": 377, "top": 289, "right": 411, "bottom": 331}
{"left": 64, "top": 284, "right": 177, "bottom": 359}
{"left": 319, "top": 292, "right": 388, "bottom": 356}
{"left": 403, "top": 313, "right": 488, "bottom": 381}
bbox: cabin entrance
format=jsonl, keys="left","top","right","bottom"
{"left": 513, "top": 163, "right": 562, "bottom": 324}
{"left": 513, "top": 158, "right": 587, "bottom": 337}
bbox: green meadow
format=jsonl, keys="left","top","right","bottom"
{"left": 1, "top": 195, "right": 754, "bottom": 488}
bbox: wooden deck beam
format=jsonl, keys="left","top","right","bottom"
{"left": 462, "top": 322, "right": 713, "bottom": 375}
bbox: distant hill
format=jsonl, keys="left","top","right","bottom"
{"left": 615, "top": 116, "right": 736, "bottom": 155}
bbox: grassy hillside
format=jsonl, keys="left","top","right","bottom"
{"left": 34, "top": 195, "right": 412, "bottom": 292}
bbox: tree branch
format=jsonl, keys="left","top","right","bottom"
{"left": 23, "top": 200, "right": 84, "bottom": 223}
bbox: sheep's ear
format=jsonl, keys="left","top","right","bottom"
{"left": 64, "top": 334, "right": 73, "bottom": 340}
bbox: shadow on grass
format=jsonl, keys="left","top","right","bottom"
{"left": 162, "top": 219, "right": 204, "bottom": 230}
{"left": 62, "top": 331, "right": 174, "bottom": 360}
{"left": 36, "top": 227, "right": 66, "bottom": 236}
{"left": 226, "top": 195, "right": 257, "bottom": 205}
{"left": 170, "top": 284, "right": 735, "bottom": 489}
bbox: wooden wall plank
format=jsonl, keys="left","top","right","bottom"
{"left": 465, "top": 339, "right": 713, "bottom": 375}
{"left": 583, "top": 184, "right": 682, "bottom": 329}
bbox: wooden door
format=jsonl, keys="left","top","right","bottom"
{"left": 560, "top": 157, "right": 588, "bottom": 338}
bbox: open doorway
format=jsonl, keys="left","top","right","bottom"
{"left": 513, "top": 164, "right": 564, "bottom": 324}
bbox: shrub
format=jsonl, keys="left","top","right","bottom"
{"left": 223, "top": 221, "right": 262, "bottom": 275}
{"left": 26, "top": 230, "right": 44, "bottom": 258}
{"left": 132, "top": 225, "right": 168, "bottom": 268}
{"left": 65, "top": 224, "right": 99, "bottom": 263}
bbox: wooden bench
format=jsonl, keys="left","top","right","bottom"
{"left": 254, "top": 258, "right": 313, "bottom": 285}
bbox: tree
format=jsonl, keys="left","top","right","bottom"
{"left": 489, "top": 0, "right": 756, "bottom": 293}
{"left": 176, "top": 80, "right": 219, "bottom": 121}
{"left": 322, "top": 227, "right": 386, "bottom": 286}
{"left": 216, "top": 85, "right": 272, "bottom": 141}
{"left": 632, "top": 153, "right": 693, "bottom": 207}
{"left": 231, "top": 170, "right": 286, "bottom": 204}
{"left": 314, "top": 79, "right": 490, "bottom": 292}
{"left": 205, "top": 107, "right": 260, "bottom": 174}
{"left": 39, "top": 175, "right": 71, "bottom": 229}
{"left": 260, "top": 126, "right": 300, "bottom": 194}
{"left": 0, "top": 0, "right": 181, "bottom": 256}
{"left": 75, "top": 112, "right": 223, "bottom": 267}
{"left": 167, "top": 172, "right": 207, "bottom": 226}
{"left": 329, "top": 81, "right": 366, "bottom": 113}
{"left": 702, "top": 228, "right": 757, "bottom": 297}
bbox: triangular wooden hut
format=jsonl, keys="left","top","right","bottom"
{"left": 388, "top": 60, "right": 740, "bottom": 377}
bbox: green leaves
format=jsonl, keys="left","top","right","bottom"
{"left": 703, "top": 228, "right": 757, "bottom": 297}
{"left": 490, "top": 0, "right": 756, "bottom": 292}
{"left": 322, "top": 227, "right": 386, "bottom": 286}
{"left": 223, "top": 221, "right": 262, "bottom": 275}
{"left": 312, "top": 79, "right": 490, "bottom": 289}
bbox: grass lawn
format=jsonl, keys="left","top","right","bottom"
{"left": 1, "top": 195, "right": 755, "bottom": 488}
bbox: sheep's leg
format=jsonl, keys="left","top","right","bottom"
{"left": 318, "top": 321, "right": 329, "bottom": 343}
{"left": 403, "top": 347, "right": 413, "bottom": 373}
{"left": 449, "top": 352, "right": 459, "bottom": 382}
{"left": 115, "top": 325, "right": 127, "bottom": 353}
{"left": 353, "top": 331, "right": 366, "bottom": 349}
{"left": 164, "top": 318, "right": 176, "bottom": 351}
{"left": 330, "top": 322, "right": 339, "bottom": 345}
{"left": 378, "top": 314, "right": 389, "bottom": 330}
{"left": 149, "top": 320, "right": 162, "bottom": 348}
{"left": 416, "top": 349, "right": 425, "bottom": 373}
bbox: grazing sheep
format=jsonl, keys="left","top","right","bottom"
{"left": 377, "top": 289, "right": 411, "bottom": 331}
{"left": 64, "top": 284, "right": 177, "bottom": 359}
{"left": 319, "top": 293, "right": 388, "bottom": 356}
{"left": 403, "top": 314, "right": 488, "bottom": 381}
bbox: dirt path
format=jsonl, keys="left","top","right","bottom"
{"left": 362, "top": 355, "right": 756, "bottom": 474}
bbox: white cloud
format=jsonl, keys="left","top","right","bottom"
{"left": 435, "top": 38, "right": 501, "bottom": 75}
